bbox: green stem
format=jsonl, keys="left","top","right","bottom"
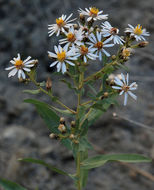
{"left": 28, "top": 73, "right": 76, "bottom": 114}
{"left": 77, "top": 152, "right": 82, "bottom": 190}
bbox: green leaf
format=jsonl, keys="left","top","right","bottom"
{"left": 24, "top": 99, "right": 59, "bottom": 133}
{"left": 18, "top": 158, "right": 69, "bottom": 176}
{"left": 80, "top": 119, "right": 89, "bottom": 136}
{"left": 52, "top": 107, "right": 74, "bottom": 117}
{"left": 80, "top": 151, "right": 89, "bottom": 188}
{"left": 0, "top": 178, "right": 27, "bottom": 190}
{"left": 24, "top": 99, "right": 72, "bottom": 150}
{"left": 88, "top": 109, "right": 103, "bottom": 127}
{"left": 81, "top": 154, "right": 152, "bottom": 169}
{"left": 78, "top": 136, "right": 93, "bottom": 152}
{"left": 23, "top": 89, "right": 40, "bottom": 95}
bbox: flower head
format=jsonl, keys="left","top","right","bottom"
{"left": 75, "top": 45, "right": 98, "bottom": 63}
{"left": 112, "top": 73, "right": 137, "bottom": 106}
{"left": 125, "top": 24, "right": 150, "bottom": 41}
{"left": 101, "top": 21, "right": 125, "bottom": 45}
{"left": 78, "top": 7, "right": 108, "bottom": 22}
{"left": 59, "top": 26, "right": 84, "bottom": 46}
{"left": 87, "top": 31, "right": 114, "bottom": 61}
{"left": 48, "top": 44, "right": 78, "bottom": 74}
{"left": 48, "top": 14, "right": 76, "bottom": 37}
{"left": 5, "top": 54, "right": 35, "bottom": 79}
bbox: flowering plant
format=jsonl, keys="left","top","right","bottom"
{"left": 1, "top": 7, "right": 151, "bottom": 190}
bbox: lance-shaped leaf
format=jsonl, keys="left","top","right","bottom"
{"left": 23, "top": 89, "right": 41, "bottom": 95}
{"left": 24, "top": 99, "right": 72, "bottom": 150}
{"left": 0, "top": 178, "right": 27, "bottom": 190}
{"left": 81, "top": 154, "right": 151, "bottom": 169}
{"left": 24, "top": 99, "right": 59, "bottom": 133}
{"left": 18, "top": 158, "right": 69, "bottom": 176}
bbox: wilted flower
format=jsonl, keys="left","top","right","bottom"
{"left": 112, "top": 73, "right": 137, "bottom": 106}
{"left": 101, "top": 21, "right": 125, "bottom": 45}
{"left": 5, "top": 54, "right": 35, "bottom": 79}
{"left": 121, "top": 47, "right": 132, "bottom": 59}
{"left": 125, "top": 24, "right": 150, "bottom": 41}
{"left": 78, "top": 7, "right": 108, "bottom": 21}
{"left": 59, "top": 26, "right": 84, "bottom": 46}
{"left": 48, "top": 14, "right": 76, "bottom": 37}
{"left": 87, "top": 31, "right": 114, "bottom": 60}
{"left": 48, "top": 44, "right": 78, "bottom": 74}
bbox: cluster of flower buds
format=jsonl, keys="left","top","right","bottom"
{"left": 49, "top": 118, "right": 79, "bottom": 144}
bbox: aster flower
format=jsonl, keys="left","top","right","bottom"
{"left": 48, "top": 44, "right": 78, "bottom": 74}
{"left": 101, "top": 21, "right": 125, "bottom": 45}
{"left": 112, "top": 73, "right": 137, "bottom": 106}
{"left": 48, "top": 14, "right": 76, "bottom": 37}
{"left": 125, "top": 24, "right": 150, "bottom": 41}
{"left": 75, "top": 45, "right": 98, "bottom": 63}
{"left": 87, "top": 31, "right": 114, "bottom": 61}
{"left": 5, "top": 54, "right": 35, "bottom": 79}
{"left": 78, "top": 7, "right": 108, "bottom": 22}
{"left": 59, "top": 26, "right": 84, "bottom": 46}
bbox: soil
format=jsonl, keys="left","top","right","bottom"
{"left": 0, "top": 0, "right": 154, "bottom": 190}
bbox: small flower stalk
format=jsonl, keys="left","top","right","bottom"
{"left": 5, "top": 6, "right": 151, "bottom": 190}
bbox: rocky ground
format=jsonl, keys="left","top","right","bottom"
{"left": 0, "top": 0, "right": 154, "bottom": 189}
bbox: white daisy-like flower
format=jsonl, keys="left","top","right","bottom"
{"left": 75, "top": 45, "right": 98, "bottom": 63}
{"left": 48, "top": 14, "right": 76, "bottom": 37}
{"left": 125, "top": 24, "right": 150, "bottom": 41}
{"left": 48, "top": 44, "right": 78, "bottom": 74}
{"left": 87, "top": 31, "right": 114, "bottom": 61}
{"left": 59, "top": 26, "right": 84, "bottom": 46}
{"left": 5, "top": 54, "right": 35, "bottom": 79}
{"left": 78, "top": 7, "right": 108, "bottom": 22}
{"left": 101, "top": 21, "right": 125, "bottom": 45}
{"left": 112, "top": 73, "right": 137, "bottom": 106}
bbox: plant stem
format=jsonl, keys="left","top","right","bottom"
{"left": 29, "top": 73, "right": 76, "bottom": 114}
{"left": 76, "top": 152, "right": 81, "bottom": 190}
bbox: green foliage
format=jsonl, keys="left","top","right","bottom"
{"left": 23, "top": 89, "right": 41, "bottom": 95}
{"left": 0, "top": 178, "right": 27, "bottom": 190}
{"left": 24, "top": 99, "right": 72, "bottom": 150}
{"left": 18, "top": 158, "right": 69, "bottom": 176}
{"left": 81, "top": 154, "right": 152, "bottom": 169}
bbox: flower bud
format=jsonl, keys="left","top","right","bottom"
{"left": 74, "top": 24, "right": 78, "bottom": 30}
{"left": 60, "top": 117, "right": 65, "bottom": 124}
{"left": 79, "top": 13, "right": 85, "bottom": 25}
{"left": 111, "top": 55, "right": 116, "bottom": 60}
{"left": 58, "top": 124, "right": 66, "bottom": 133}
{"left": 69, "top": 134, "right": 75, "bottom": 140}
{"left": 71, "top": 121, "right": 76, "bottom": 128}
{"left": 103, "top": 92, "right": 109, "bottom": 98}
{"left": 46, "top": 77, "right": 52, "bottom": 91}
{"left": 49, "top": 133, "right": 56, "bottom": 139}
{"left": 74, "top": 140, "right": 79, "bottom": 144}
{"left": 87, "top": 19, "right": 94, "bottom": 28}
{"left": 138, "top": 41, "right": 149, "bottom": 48}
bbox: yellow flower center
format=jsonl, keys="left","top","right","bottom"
{"left": 122, "top": 48, "right": 131, "bottom": 58}
{"left": 80, "top": 45, "right": 88, "bottom": 55}
{"left": 67, "top": 32, "right": 76, "bottom": 42}
{"left": 57, "top": 51, "right": 66, "bottom": 62}
{"left": 122, "top": 85, "right": 130, "bottom": 92}
{"left": 15, "top": 59, "right": 23, "bottom": 69}
{"left": 134, "top": 24, "right": 143, "bottom": 35}
{"left": 90, "top": 7, "right": 99, "bottom": 16}
{"left": 56, "top": 18, "right": 65, "bottom": 27}
{"left": 94, "top": 41, "right": 103, "bottom": 49}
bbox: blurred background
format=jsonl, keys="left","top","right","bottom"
{"left": 0, "top": 0, "right": 154, "bottom": 189}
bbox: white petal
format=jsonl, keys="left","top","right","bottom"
{"left": 128, "top": 91, "right": 137, "bottom": 100}
{"left": 50, "top": 61, "right": 58, "bottom": 67}
{"left": 112, "top": 86, "right": 122, "bottom": 90}
{"left": 124, "top": 92, "right": 128, "bottom": 106}
{"left": 5, "top": 66, "right": 15, "bottom": 70}
{"left": 8, "top": 68, "right": 17, "bottom": 77}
